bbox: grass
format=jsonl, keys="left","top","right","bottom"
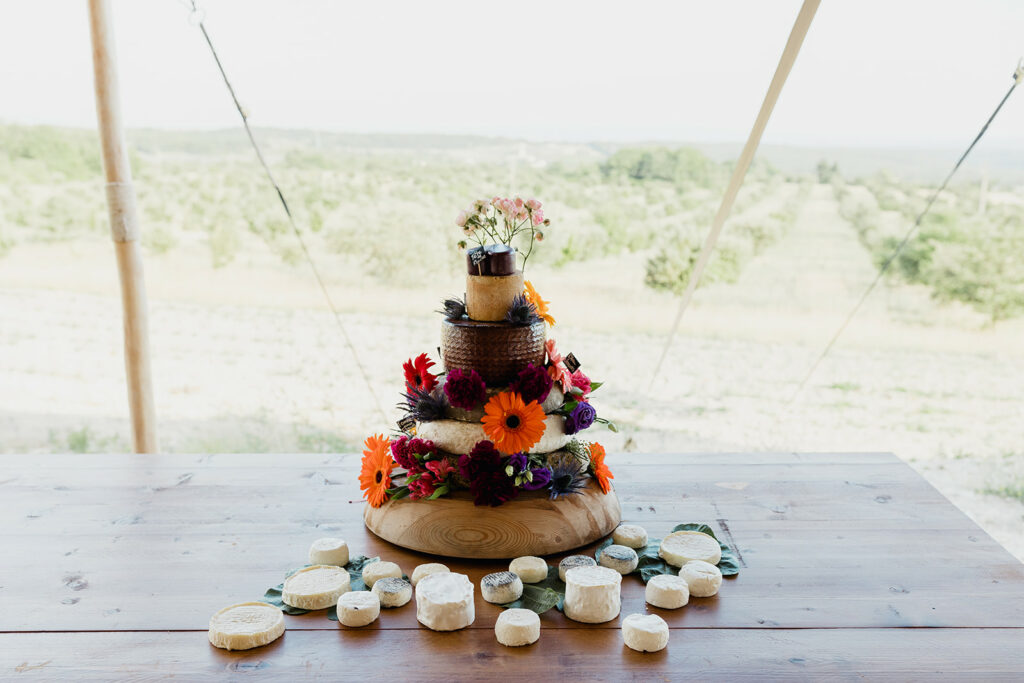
{"left": 980, "top": 482, "right": 1024, "bottom": 503}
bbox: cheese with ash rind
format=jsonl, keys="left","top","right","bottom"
{"left": 563, "top": 565, "right": 621, "bottom": 624}
{"left": 372, "top": 576, "right": 413, "bottom": 608}
{"left": 558, "top": 554, "right": 597, "bottom": 582}
{"left": 362, "top": 560, "right": 403, "bottom": 589}
{"left": 612, "top": 524, "right": 648, "bottom": 549}
{"left": 411, "top": 563, "right": 450, "bottom": 587}
{"left": 645, "top": 574, "right": 689, "bottom": 609}
{"left": 208, "top": 602, "right": 285, "bottom": 651}
{"left": 481, "top": 571, "right": 523, "bottom": 604}
{"left": 336, "top": 590, "right": 380, "bottom": 627}
{"left": 659, "top": 530, "right": 722, "bottom": 567}
{"left": 598, "top": 544, "right": 639, "bottom": 575}
{"left": 495, "top": 608, "right": 541, "bottom": 647}
{"left": 282, "top": 565, "right": 350, "bottom": 610}
{"left": 308, "top": 537, "right": 349, "bottom": 566}
{"left": 622, "top": 613, "right": 669, "bottom": 652}
{"left": 509, "top": 556, "right": 548, "bottom": 584}
{"left": 678, "top": 560, "right": 723, "bottom": 597}
{"left": 416, "top": 572, "right": 475, "bottom": 631}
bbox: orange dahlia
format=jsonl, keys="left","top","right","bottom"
{"left": 481, "top": 391, "right": 547, "bottom": 454}
{"left": 588, "top": 442, "right": 614, "bottom": 494}
{"left": 359, "top": 434, "right": 394, "bottom": 508}
{"left": 523, "top": 281, "right": 555, "bottom": 326}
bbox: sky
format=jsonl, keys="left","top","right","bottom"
{"left": 0, "top": 0, "right": 1022, "bottom": 148}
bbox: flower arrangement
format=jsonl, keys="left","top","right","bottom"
{"left": 456, "top": 196, "right": 550, "bottom": 271}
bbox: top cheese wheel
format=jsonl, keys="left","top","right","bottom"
{"left": 659, "top": 531, "right": 722, "bottom": 567}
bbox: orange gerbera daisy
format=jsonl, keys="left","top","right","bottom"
{"left": 359, "top": 433, "right": 394, "bottom": 508}
{"left": 588, "top": 442, "right": 614, "bottom": 494}
{"left": 523, "top": 280, "right": 555, "bottom": 326}
{"left": 481, "top": 391, "right": 547, "bottom": 454}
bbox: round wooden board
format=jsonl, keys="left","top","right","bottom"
{"left": 363, "top": 480, "right": 622, "bottom": 559}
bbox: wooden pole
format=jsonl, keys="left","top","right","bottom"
{"left": 87, "top": 0, "right": 159, "bottom": 453}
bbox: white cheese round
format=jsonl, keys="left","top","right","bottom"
{"left": 208, "top": 602, "right": 285, "bottom": 651}
{"left": 509, "top": 556, "right": 548, "bottom": 584}
{"left": 495, "top": 608, "right": 541, "bottom": 647}
{"left": 558, "top": 554, "right": 597, "bottom": 582}
{"left": 415, "top": 415, "right": 571, "bottom": 455}
{"left": 372, "top": 577, "right": 413, "bottom": 608}
{"left": 598, "top": 544, "right": 639, "bottom": 575}
{"left": 411, "top": 563, "right": 450, "bottom": 587}
{"left": 362, "top": 560, "right": 403, "bottom": 589}
{"left": 622, "top": 613, "right": 669, "bottom": 652}
{"left": 612, "top": 524, "right": 648, "bottom": 549}
{"left": 416, "top": 572, "right": 475, "bottom": 631}
{"left": 308, "top": 537, "right": 349, "bottom": 566}
{"left": 481, "top": 571, "right": 523, "bottom": 604}
{"left": 659, "top": 530, "right": 722, "bottom": 567}
{"left": 336, "top": 591, "right": 380, "bottom": 627}
{"left": 678, "top": 560, "right": 723, "bottom": 597}
{"left": 645, "top": 574, "right": 689, "bottom": 609}
{"left": 563, "top": 565, "right": 621, "bottom": 624}
{"left": 282, "top": 565, "right": 350, "bottom": 610}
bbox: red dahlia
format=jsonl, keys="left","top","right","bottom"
{"left": 403, "top": 353, "right": 438, "bottom": 394}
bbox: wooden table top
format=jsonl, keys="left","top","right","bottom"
{"left": 2, "top": 452, "right": 1023, "bottom": 681}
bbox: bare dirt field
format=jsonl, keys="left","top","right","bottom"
{"left": 2, "top": 185, "right": 1022, "bottom": 559}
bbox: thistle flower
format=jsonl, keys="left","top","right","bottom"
{"left": 400, "top": 387, "right": 448, "bottom": 422}
{"left": 439, "top": 296, "right": 467, "bottom": 320}
{"left": 504, "top": 294, "right": 542, "bottom": 326}
{"left": 549, "top": 460, "right": 587, "bottom": 499}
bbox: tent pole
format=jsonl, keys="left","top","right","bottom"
{"left": 87, "top": 0, "right": 158, "bottom": 453}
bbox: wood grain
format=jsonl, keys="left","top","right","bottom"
{"left": 2, "top": 453, "right": 1024, "bottom": 679}
{"left": 363, "top": 479, "right": 621, "bottom": 558}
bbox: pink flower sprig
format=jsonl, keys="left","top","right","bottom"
{"left": 454, "top": 196, "right": 550, "bottom": 270}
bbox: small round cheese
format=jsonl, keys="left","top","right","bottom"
{"left": 282, "top": 565, "right": 350, "bottom": 610}
{"left": 416, "top": 572, "right": 475, "bottom": 631}
{"left": 598, "top": 544, "right": 639, "bottom": 575}
{"left": 481, "top": 571, "right": 523, "bottom": 604}
{"left": 659, "top": 530, "right": 722, "bottom": 567}
{"left": 622, "top": 613, "right": 669, "bottom": 652}
{"left": 563, "top": 565, "right": 621, "bottom": 624}
{"left": 336, "top": 591, "right": 380, "bottom": 627}
{"left": 558, "top": 554, "right": 597, "bottom": 582}
{"left": 612, "top": 524, "right": 648, "bottom": 549}
{"left": 495, "top": 608, "right": 540, "bottom": 647}
{"left": 509, "top": 556, "right": 548, "bottom": 583}
{"left": 678, "top": 560, "right": 723, "bottom": 597}
{"left": 308, "top": 537, "right": 349, "bottom": 566}
{"left": 208, "top": 602, "right": 285, "bottom": 651}
{"left": 645, "top": 574, "right": 689, "bottom": 609}
{"left": 373, "top": 577, "right": 413, "bottom": 608}
{"left": 411, "top": 563, "right": 450, "bottom": 587}
{"left": 362, "top": 560, "right": 403, "bottom": 588}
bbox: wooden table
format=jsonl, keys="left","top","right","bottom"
{"left": 3, "top": 453, "right": 1024, "bottom": 681}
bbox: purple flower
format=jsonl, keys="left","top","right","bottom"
{"left": 521, "top": 466, "right": 553, "bottom": 490}
{"left": 508, "top": 363, "right": 553, "bottom": 404}
{"left": 507, "top": 452, "right": 528, "bottom": 473}
{"left": 564, "top": 401, "right": 597, "bottom": 435}
{"left": 444, "top": 368, "right": 487, "bottom": 410}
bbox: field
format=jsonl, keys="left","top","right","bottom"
{"left": 1, "top": 125, "right": 1023, "bottom": 560}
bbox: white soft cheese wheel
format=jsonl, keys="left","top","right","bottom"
{"left": 415, "top": 415, "right": 571, "bottom": 455}
{"left": 411, "top": 563, "right": 450, "bottom": 587}
{"left": 659, "top": 531, "right": 722, "bottom": 567}
{"left": 481, "top": 571, "right": 523, "bottom": 604}
{"left": 282, "top": 565, "right": 350, "bottom": 610}
{"left": 622, "top": 613, "right": 670, "bottom": 652}
{"left": 645, "top": 574, "right": 690, "bottom": 609}
{"left": 598, "top": 545, "right": 639, "bottom": 575}
{"left": 678, "top": 560, "right": 723, "bottom": 597}
{"left": 362, "top": 560, "right": 403, "bottom": 589}
{"left": 559, "top": 554, "right": 597, "bottom": 582}
{"left": 563, "top": 565, "right": 622, "bottom": 624}
{"left": 208, "top": 602, "right": 285, "bottom": 651}
{"left": 612, "top": 524, "right": 648, "bottom": 549}
{"left": 416, "top": 572, "right": 475, "bottom": 631}
{"left": 308, "top": 538, "right": 349, "bottom": 566}
{"left": 373, "top": 577, "right": 413, "bottom": 608}
{"left": 336, "top": 591, "right": 381, "bottom": 627}
{"left": 509, "top": 556, "right": 548, "bottom": 584}
{"left": 495, "top": 608, "right": 541, "bottom": 647}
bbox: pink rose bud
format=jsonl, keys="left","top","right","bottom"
{"left": 455, "top": 211, "right": 468, "bottom": 227}
{"left": 525, "top": 198, "right": 541, "bottom": 211}
{"left": 531, "top": 210, "right": 544, "bottom": 226}
{"left": 514, "top": 197, "right": 524, "bottom": 208}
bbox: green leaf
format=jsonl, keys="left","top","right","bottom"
{"left": 262, "top": 584, "right": 311, "bottom": 615}
{"left": 589, "top": 381, "right": 603, "bottom": 392}
{"left": 389, "top": 487, "right": 410, "bottom": 501}
{"left": 427, "top": 485, "right": 449, "bottom": 500}
{"left": 502, "top": 566, "right": 566, "bottom": 613}
{"left": 326, "top": 604, "right": 338, "bottom": 621}
{"left": 670, "top": 523, "right": 740, "bottom": 577}
{"left": 672, "top": 523, "right": 717, "bottom": 539}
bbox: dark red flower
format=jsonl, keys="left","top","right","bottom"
{"left": 403, "top": 353, "right": 438, "bottom": 394}
{"left": 457, "top": 440, "right": 518, "bottom": 506}
{"left": 443, "top": 368, "right": 487, "bottom": 410}
{"left": 508, "top": 363, "right": 553, "bottom": 405}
